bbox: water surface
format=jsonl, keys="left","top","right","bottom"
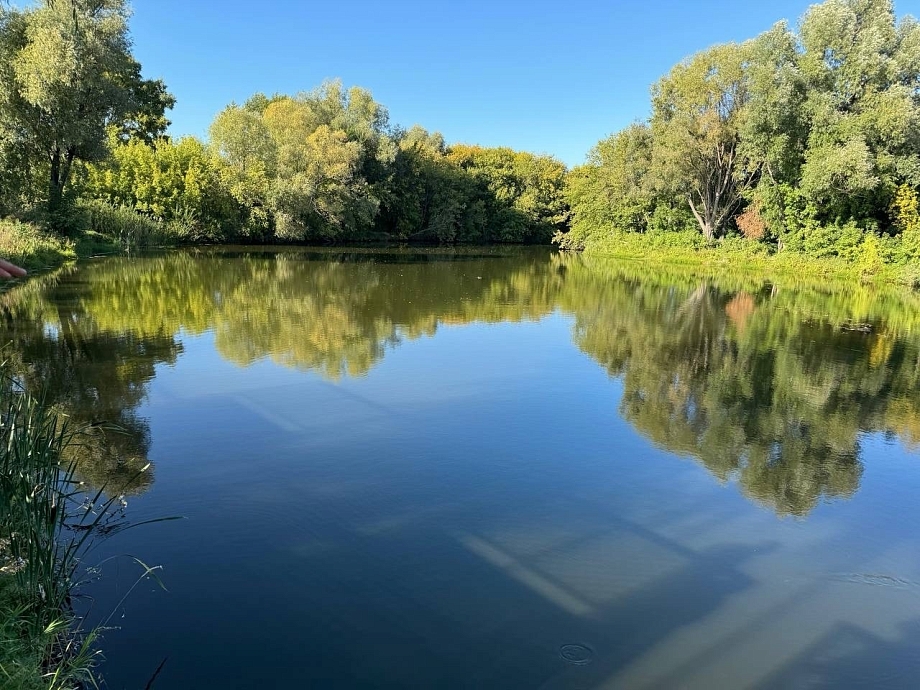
{"left": 3, "top": 247, "right": 920, "bottom": 689}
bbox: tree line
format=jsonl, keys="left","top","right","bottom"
{"left": 82, "top": 85, "right": 569, "bottom": 243}
{"left": 0, "top": 2, "right": 567, "bottom": 245}
{"left": 3, "top": 0, "right": 920, "bottom": 265}
{"left": 563, "top": 0, "right": 920, "bottom": 267}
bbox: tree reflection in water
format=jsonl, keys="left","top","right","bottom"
{"left": 2, "top": 248, "right": 918, "bottom": 515}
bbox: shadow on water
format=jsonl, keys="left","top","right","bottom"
{"left": 190, "top": 244, "right": 523, "bottom": 264}
{"left": 233, "top": 459, "right": 917, "bottom": 689}
{"left": 187, "top": 470, "right": 777, "bottom": 688}
{"left": 756, "top": 618, "right": 920, "bottom": 690}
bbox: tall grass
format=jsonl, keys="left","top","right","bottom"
{"left": 79, "top": 200, "right": 164, "bottom": 252}
{"left": 0, "top": 379, "right": 167, "bottom": 688}
{"left": 81, "top": 200, "right": 227, "bottom": 247}
{"left": 0, "top": 221, "right": 77, "bottom": 273}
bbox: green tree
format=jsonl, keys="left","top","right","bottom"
{"left": 208, "top": 105, "right": 275, "bottom": 237}
{"left": 207, "top": 84, "right": 396, "bottom": 242}
{"left": 209, "top": 105, "right": 276, "bottom": 175}
{"left": 651, "top": 42, "right": 757, "bottom": 240}
{"left": 562, "top": 123, "right": 657, "bottom": 249}
{"left": 567, "top": 0, "right": 920, "bottom": 265}
{"left": 797, "top": 0, "right": 920, "bottom": 226}
{"left": 740, "top": 0, "right": 920, "bottom": 257}
{"left": 0, "top": 0, "right": 172, "bottom": 223}
{"left": 264, "top": 109, "right": 374, "bottom": 240}
{"left": 377, "top": 126, "right": 459, "bottom": 240}
{"left": 201, "top": 82, "right": 571, "bottom": 245}
{"left": 739, "top": 22, "right": 808, "bottom": 189}
{"left": 112, "top": 68, "right": 174, "bottom": 145}
{"left": 447, "top": 145, "right": 568, "bottom": 242}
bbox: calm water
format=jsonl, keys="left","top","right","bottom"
{"left": 3, "top": 247, "right": 920, "bottom": 689}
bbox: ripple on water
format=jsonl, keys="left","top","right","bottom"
{"left": 559, "top": 644, "right": 594, "bottom": 665}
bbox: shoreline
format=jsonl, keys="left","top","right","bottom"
{"left": 0, "top": 220, "right": 119, "bottom": 278}
{"left": 0, "top": 386, "right": 99, "bottom": 689}
{"left": 4, "top": 216, "right": 920, "bottom": 293}
{"left": 577, "top": 235, "right": 920, "bottom": 289}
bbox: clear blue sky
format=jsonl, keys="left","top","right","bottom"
{"left": 130, "top": 0, "right": 920, "bottom": 167}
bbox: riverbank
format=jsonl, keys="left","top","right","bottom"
{"left": 578, "top": 233, "right": 920, "bottom": 288}
{"left": 0, "top": 219, "right": 118, "bottom": 276}
{"left": 0, "top": 220, "right": 93, "bottom": 688}
{"left": 6, "top": 215, "right": 920, "bottom": 294}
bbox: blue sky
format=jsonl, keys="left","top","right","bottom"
{"left": 130, "top": 0, "right": 920, "bottom": 167}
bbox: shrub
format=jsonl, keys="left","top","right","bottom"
{"left": 735, "top": 204, "right": 767, "bottom": 240}
{"left": 801, "top": 221, "right": 865, "bottom": 259}
{"left": 647, "top": 203, "right": 697, "bottom": 234}
{"left": 891, "top": 184, "right": 920, "bottom": 235}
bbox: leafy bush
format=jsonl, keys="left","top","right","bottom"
{"left": 801, "top": 221, "right": 865, "bottom": 259}
{"left": 584, "top": 229, "right": 710, "bottom": 255}
{"left": 718, "top": 235, "right": 774, "bottom": 256}
{"left": 82, "top": 136, "right": 244, "bottom": 242}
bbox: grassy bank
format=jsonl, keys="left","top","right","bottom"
{"left": 0, "top": 219, "right": 118, "bottom": 276}
{"left": 579, "top": 232, "right": 920, "bottom": 288}
{"left": 0, "top": 214, "right": 124, "bottom": 688}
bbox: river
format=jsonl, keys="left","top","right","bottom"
{"left": 2, "top": 247, "right": 919, "bottom": 688}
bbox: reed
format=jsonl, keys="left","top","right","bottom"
{"left": 79, "top": 200, "right": 164, "bottom": 251}
{"left": 0, "top": 378, "right": 167, "bottom": 688}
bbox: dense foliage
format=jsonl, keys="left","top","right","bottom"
{"left": 560, "top": 0, "right": 920, "bottom": 270}
{"left": 6, "top": 0, "right": 920, "bottom": 261}
{"left": 0, "top": 0, "right": 172, "bottom": 228}
{"left": 0, "top": 2, "right": 566, "bottom": 244}
{"left": 81, "top": 83, "right": 569, "bottom": 244}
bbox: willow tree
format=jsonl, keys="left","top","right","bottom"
{"left": 206, "top": 83, "right": 392, "bottom": 241}
{"left": 651, "top": 42, "right": 758, "bottom": 240}
{"left": 208, "top": 104, "right": 276, "bottom": 236}
{"left": 0, "top": 0, "right": 170, "bottom": 224}
{"left": 797, "top": 0, "right": 920, "bottom": 224}
{"left": 262, "top": 99, "right": 376, "bottom": 240}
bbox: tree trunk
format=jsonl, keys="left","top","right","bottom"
{"left": 47, "top": 147, "right": 76, "bottom": 232}
{"left": 48, "top": 148, "right": 63, "bottom": 217}
{"left": 687, "top": 196, "right": 716, "bottom": 240}
{"left": 61, "top": 148, "right": 75, "bottom": 195}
